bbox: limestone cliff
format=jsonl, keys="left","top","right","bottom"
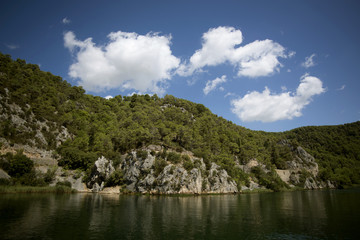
{"left": 86, "top": 147, "right": 238, "bottom": 194}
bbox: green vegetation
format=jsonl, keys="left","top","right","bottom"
{"left": 0, "top": 151, "right": 47, "bottom": 186}
{"left": 154, "top": 157, "right": 167, "bottom": 177}
{"left": 0, "top": 52, "right": 359, "bottom": 189}
{"left": 285, "top": 123, "right": 360, "bottom": 188}
{"left": 0, "top": 185, "right": 75, "bottom": 193}
{"left": 251, "top": 166, "right": 288, "bottom": 192}
{"left": 105, "top": 169, "right": 125, "bottom": 187}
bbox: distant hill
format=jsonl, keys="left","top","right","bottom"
{"left": 0, "top": 52, "right": 359, "bottom": 193}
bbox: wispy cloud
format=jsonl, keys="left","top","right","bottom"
{"left": 62, "top": 17, "right": 71, "bottom": 24}
{"left": 224, "top": 92, "right": 236, "bottom": 98}
{"left": 5, "top": 43, "right": 19, "bottom": 50}
{"left": 288, "top": 51, "right": 296, "bottom": 58}
{"left": 302, "top": 53, "right": 316, "bottom": 68}
{"left": 337, "top": 85, "right": 346, "bottom": 91}
{"left": 203, "top": 75, "right": 227, "bottom": 95}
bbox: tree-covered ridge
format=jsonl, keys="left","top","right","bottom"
{"left": 0, "top": 52, "right": 359, "bottom": 189}
{"left": 285, "top": 122, "right": 360, "bottom": 186}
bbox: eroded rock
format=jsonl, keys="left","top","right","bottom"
{"left": 87, "top": 156, "right": 115, "bottom": 192}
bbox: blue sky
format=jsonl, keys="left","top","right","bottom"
{"left": 1, "top": 0, "right": 360, "bottom": 132}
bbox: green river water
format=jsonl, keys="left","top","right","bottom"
{"left": 0, "top": 189, "right": 359, "bottom": 239}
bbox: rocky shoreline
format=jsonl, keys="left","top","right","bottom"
{"left": 0, "top": 141, "right": 336, "bottom": 194}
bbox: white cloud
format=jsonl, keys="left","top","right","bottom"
{"left": 224, "top": 92, "right": 236, "bottom": 98}
{"left": 104, "top": 95, "right": 113, "bottom": 99}
{"left": 231, "top": 74, "right": 325, "bottom": 122}
{"left": 178, "top": 26, "right": 243, "bottom": 76}
{"left": 64, "top": 31, "right": 180, "bottom": 94}
{"left": 337, "top": 85, "right": 346, "bottom": 91}
{"left": 62, "top": 17, "right": 71, "bottom": 24}
{"left": 178, "top": 26, "right": 289, "bottom": 78}
{"left": 302, "top": 53, "right": 316, "bottom": 68}
{"left": 233, "top": 39, "right": 286, "bottom": 77}
{"left": 288, "top": 51, "right": 296, "bottom": 58}
{"left": 203, "top": 75, "right": 227, "bottom": 95}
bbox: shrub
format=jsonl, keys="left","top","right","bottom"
{"left": 56, "top": 180, "right": 72, "bottom": 188}
{"left": 58, "top": 146, "right": 97, "bottom": 170}
{"left": 16, "top": 171, "right": 46, "bottom": 186}
{"left": 169, "top": 165, "right": 176, "bottom": 174}
{"left": 183, "top": 157, "right": 194, "bottom": 171}
{"left": 44, "top": 167, "right": 57, "bottom": 183}
{"left": 105, "top": 169, "right": 125, "bottom": 187}
{"left": 136, "top": 150, "right": 148, "bottom": 160}
{"left": 167, "top": 152, "right": 181, "bottom": 164}
{"left": 251, "top": 166, "right": 287, "bottom": 192}
{"left": 154, "top": 157, "right": 167, "bottom": 176}
{"left": 8, "top": 151, "right": 34, "bottom": 178}
{"left": 0, "top": 178, "right": 11, "bottom": 186}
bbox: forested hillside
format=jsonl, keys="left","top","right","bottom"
{"left": 285, "top": 123, "right": 360, "bottom": 186}
{"left": 0, "top": 52, "right": 359, "bottom": 191}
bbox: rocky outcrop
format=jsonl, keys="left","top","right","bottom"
{"left": 0, "top": 91, "right": 72, "bottom": 150}
{"left": 119, "top": 148, "right": 238, "bottom": 194}
{"left": 274, "top": 144, "right": 329, "bottom": 189}
{"left": 87, "top": 156, "right": 115, "bottom": 192}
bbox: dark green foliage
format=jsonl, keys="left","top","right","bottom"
{"left": 270, "top": 144, "right": 291, "bottom": 170}
{"left": 167, "top": 152, "right": 181, "bottom": 164}
{"left": 154, "top": 157, "right": 167, "bottom": 176}
{"left": 105, "top": 169, "right": 125, "bottom": 187}
{"left": 136, "top": 150, "right": 148, "bottom": 160}
{"left": 0, "top": 178, "right": 10, "bottom": 185}
{"left": 56, "top": 180, "right": 72, "bottom": 188}
{"left": 7, "top": 151, "right": 33, "bottom": 178}
{"left": 57, "top": 145, "right": 98, "bottom": 170}
{"left": 182, "top": 155, "right": 194, "bottom": 171}
{"left": 43, "top": 167, "right": 57, "bottom": 184}
{"left": 251, "top": 166, "right": 288, "bottom": 192}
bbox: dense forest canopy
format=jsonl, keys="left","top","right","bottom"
{"left": 0, "top": 52, "right": 359, "bottom": 188}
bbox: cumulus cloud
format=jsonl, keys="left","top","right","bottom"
{"left": 64, "top": 31, "right": 180, "bottom": 94}
{"left": 302, "top": 53, "right": 316, "bottom": 68}
{"left": 178, "top": 26, "right": 289, "bottom": 78}
{"left": 104, "top": 95, "right": 113, "bottom": 99}
{"left": 231, "top": 74, "right": 325, "bottom": 122}
{"left": 203, "top": 75, "right": 227, "bottom": 95}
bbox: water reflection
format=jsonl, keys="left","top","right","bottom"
{"left": 0, "top": 190, "right": 359, "bottom": 239}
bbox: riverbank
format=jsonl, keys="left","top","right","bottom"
{"left": 0, "top": 185, "right": 76, "bottom": 194}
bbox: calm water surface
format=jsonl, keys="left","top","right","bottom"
{"left": 0, "top": 189, "right": 359, "bottom": 239}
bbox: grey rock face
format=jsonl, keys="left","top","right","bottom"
{"left": 87, "top": 156, "right": 115, "bottom": 192}
{"left": 207, "top": 163, "right": 238, "bottom": 193}
{"left": 117, "top": 148, "right": 239, "bottom": 194}
{"left": 304, "top": 177, "right": 319, "bottom": 189}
